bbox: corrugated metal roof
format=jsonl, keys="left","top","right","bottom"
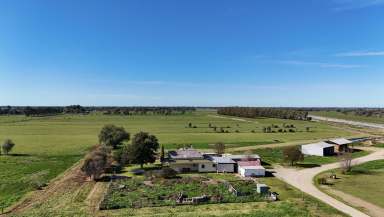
{"left": 224, "top": 154, "right": 261, "bottom": 160}
{"left": 237, "top": 160, "right": 261, "bottom": 167}
{"left": 209, "top": 156, "right": 236, "bottom": 164}
{"left": 169, "top": 148, "right": 203, "bottom": 159}
{"left": 240, "top": 165, "right": 265, "bottom": 170}
{"left": 301, "top": 141, "right": 335, "bottom": 149}
{"left": 327, "top": 138, "right": 353, "bottom": 145}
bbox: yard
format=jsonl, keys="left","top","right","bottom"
{"left": 316, "top": 160, "right": 384, "bottom": 209}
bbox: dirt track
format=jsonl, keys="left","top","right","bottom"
{"left": 274, "top": 147, "right": 384, "bottom": 217}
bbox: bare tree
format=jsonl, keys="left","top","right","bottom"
{"left": 214, "top": 142, "right": 225, "bottom": 155}
{"left": 340, "top": 151, "right": 353, "bottom": 174}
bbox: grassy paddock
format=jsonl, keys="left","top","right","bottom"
{"left": 0, "top": 110, "right": 353, "bottom": 209}
{"left": 315, "top": 160, "right": 384, "bottom": 209}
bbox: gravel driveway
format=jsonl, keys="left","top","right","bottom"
{"left": 273, "top": 147, "right": 384, "bottom": 217}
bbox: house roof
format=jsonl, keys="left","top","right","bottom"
{"left": 326, "top": 138, "right": 353, "bottom": 145}
{"left": 209, "top": 156, "right": 236, "bottom": 164}
{"left": 224, "top": 154, "right": 261, "bottom": 160}
{"left": 169, "top": 148, "right": 203, "bottom": 159}
{"left": 301, "top": 141, "right": 334, "bottom": 149}
{"left": 168, "top": 159, "right": 213, "bottom": 165}
{"left": 237, "top": 160, "right": 261, "bottom": 167}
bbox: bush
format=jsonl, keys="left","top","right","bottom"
{"left": 159, "top": 168, "right": 178, "bottom": 179}
{"left": 317, "top": 177, "right": 327, "bottom": 185}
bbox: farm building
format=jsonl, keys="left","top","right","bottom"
{"left": 325, "top": 138, "right": 353, "bottom": 153}
{"left": 167, "top": 148, "right": 216, "bottom": 173}
{"left": 208, "top": 156, "right": 236, "bottom": 173}
{"left": 224, "top": 154, "right": 261, "bottom": 162}
{"left": 237, "top": 161, "right": 265, "bottom": 177}
{"left": 301, "top": 142, "right": 335, "bottom": 156}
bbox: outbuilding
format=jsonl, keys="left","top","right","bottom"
{"left": 237, "top": 161, "right": 265, "bottom": 177}
{"left": 208, "top": 156, "right": 236, "bottom": 173}
{"left": 325, "top": 138, "right": 353, "bottom": 153}
{"left": 301, "top": 142, "right": 335, "bottom": 156}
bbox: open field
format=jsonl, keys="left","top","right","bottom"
{"left": 317, "top": 160, "right": 384, "bottom": 209}
{"left": 0, "top": 110, "right": 354, "bottom": 210}
{"left": 310, "top": 111, "right": 384, "bottom": 124}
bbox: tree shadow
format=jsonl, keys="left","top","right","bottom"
{"left": 8, "top": 153, "right": 32, "bottom": 157}
{"left": 296, "top": 163, "right": 320, "bottom": 168}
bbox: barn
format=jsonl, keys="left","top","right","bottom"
{"left": 301, "top": 142, "right": 335, "bottom": 156}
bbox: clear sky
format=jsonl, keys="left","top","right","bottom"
{"left": 1, "top": 0, "right": 383, "bottom": 107}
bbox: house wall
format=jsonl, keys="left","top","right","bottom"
{"left": 301, "top": 146, "right": 324, "bottom": 156}
{"left": 198, "top": 162, "right": 216, "bottom": 172}
{"left": 239, "top": 167, "right": 265, "bottom": 177}
{"left": 169, "top": 163, "right": 198, "bottom": 173}
{"left": 216, "top": 164, "right": 235, "bottom": 173}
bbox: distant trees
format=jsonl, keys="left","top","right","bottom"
{"left": 98, "top": 125, "right": 130, "bottom": 149}
{"left": 125, "top": 132, "right": 159, "bottom": 168}
{"left": 214, "top": 142, "right": 226, "bottom": 155}
{"left": 81, "top": 145, "right": 112, "bottom": 180}
{"left": 2, "top": 139, "right": 15, "bottom": 155}
{"left": 217, "top": 107, "right": 309, "bottom": 120}
{"left": 283, "top": 146, "right": 304, "bottom": 166}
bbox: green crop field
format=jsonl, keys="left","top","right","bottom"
{"left": 0, "top": 110, "right": 354, "bottom": 209}
{"left": 310, "top": 111, "right": 384, "bottom": 124}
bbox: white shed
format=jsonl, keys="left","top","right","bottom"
{"left": 301, "top": 142, "right": 335, "bottom": 156}
{"left": 237, "top": 161, "right": 265, "bottom": 177}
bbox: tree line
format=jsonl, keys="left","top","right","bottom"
{"left": 0, "top": 105, "right": 195, "bottom": 116}
{"left": 217, "top": 107, "right": 309, "bottom": 120}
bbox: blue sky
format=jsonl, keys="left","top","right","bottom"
{"left": 0, "top": 0, "right": 383, "bottom": 107}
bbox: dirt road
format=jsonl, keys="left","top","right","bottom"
{"left": 274, "top": 147, "right": 384, "bottom": 217}
{"left": 309, "top": 115, "right": 384, "bottom": 130}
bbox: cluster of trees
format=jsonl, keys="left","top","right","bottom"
{"left": 101, "top": 107, "right": 195, "bottom": 116}
{"left": 81, "top": 125, "right": 160, "bottom": 180}
{"left": 1, "top": 139, "right": 15, "bottom": 155}
{"left": 0, "top": 105, "right": 88, "bottom": 116}
{"left": 217, "top": 107, "right": 309, "bottom": 120}
{"left": 0, "top": 106, "right": 195, "bottom": 116}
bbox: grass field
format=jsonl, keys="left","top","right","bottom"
{"left": 241, "top": 146, "right": 369, "bottom": 167}
{"left": 310, "top": 111, "right": 384, "bottom": 124}
{"left": 0, "top": 110, "right": 354, "bottom": 209}
{"left": 317, "top": 160, "right": 384, "bottom": 209}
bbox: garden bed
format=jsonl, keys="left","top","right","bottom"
{"left": 100, "top": 175, "right": 264, "bottom": 210}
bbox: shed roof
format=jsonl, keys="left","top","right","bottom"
{"left": 224, "top": 154, "right": 261, "bottom": 160}
{"left": 326, "top": 138, "right": 353, "bottom": 145}
{"left": 237, "top": 160, "right": 261, "bottom": 167}
{"left": 209, "top": 156, "right": 236, "bottom": 164}
{"left": 301, "top": 141, "right": 334, "bottom": 149}
{"left": 240, "top": 165, "right": 265, "bottom": 170}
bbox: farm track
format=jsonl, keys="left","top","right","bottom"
{"left": 2, "top": 160, "right": 89, "bottom": 216}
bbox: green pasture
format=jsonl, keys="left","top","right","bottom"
{"left": 0, "top": 110, "right": 353, "bottom": 208}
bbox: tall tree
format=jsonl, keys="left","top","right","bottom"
{"left": 214, "top": 142, "right": 226, "bottom": 155}
{"left": 283, "top": 146, "right": 304, "bottom": 166}
{"left": 126, "top": 132, "right": 159, "bottom": 168}
{"left": 98, "top": 125, "right": 130, "bottom": 149}
{"left": 2, "top": 139, "right": 15, "bottom": 155}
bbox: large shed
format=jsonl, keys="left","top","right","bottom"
{"left": 237, "top": 161, "right": 265, "bottom": 177}
{"left": 208, "top": 156, "right": 236, "bottom": 173}
{"left": 301, "top": 142, "right": 335, "bottom": 156}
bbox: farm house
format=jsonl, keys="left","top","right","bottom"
{"left": 301, "top": 142, "right": 335, "bottom": 156}
{"left": 237, "top": 161, "right": 266, "bottom": 177}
